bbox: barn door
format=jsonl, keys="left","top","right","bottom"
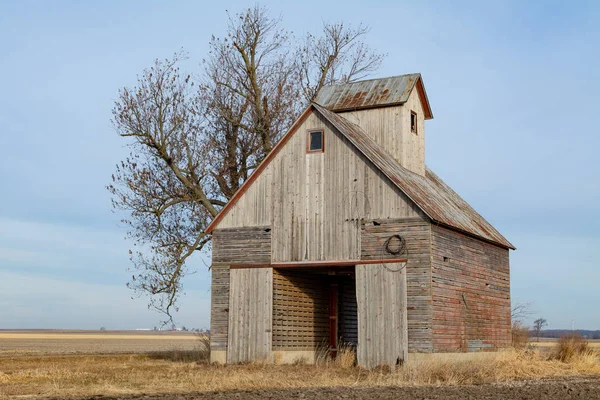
{"left": 227, "top": 268, "right": 273, "bottom": 363}
{"left": 355, "top": 262, "right": 408, "bottom": 369}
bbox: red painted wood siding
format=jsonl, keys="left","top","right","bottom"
{"left": 431, "top": 225, "right": 511, "bottom": 352}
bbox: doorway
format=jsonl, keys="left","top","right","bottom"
{"left": 271, "top": 267, "right": 357, "bottom": 356}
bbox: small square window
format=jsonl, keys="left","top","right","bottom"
{"left": 308, "top": 130, "right": 324, "bottom": 152}
{"left": 410, "top": 111, "right": 418, "bottom": 134}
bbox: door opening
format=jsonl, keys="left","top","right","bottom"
{"left": 329, "top": 281, "right": 338, "bottom": 358}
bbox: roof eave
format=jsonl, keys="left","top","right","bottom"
{"left": 432, "top": 220, "right": 516, "bottom": 250}
{"left": 415, "top": 75, "right": 434, "bottom": 120}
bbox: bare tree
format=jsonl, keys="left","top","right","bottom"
{"left": 109, "top": 53, "right": 216, "bottom": 320}
{"left": 298, "top": 22, "right": 385, "bottom": 101}
{"left": 200, "top": 6, "right": 301, "bottom": 199}
{"left": 109, "top": 5, "right": 385, "bottom": 324}
{"left": 533, "top": 318, "right": 548, "bottom": 342}
{"left": 511, "top": 301, "right": 534, "bottom": 323}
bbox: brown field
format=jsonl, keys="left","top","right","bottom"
{"left": 0, "top": 330, "right": 199, "bottom": 356}
{"left": 1, "top": 331, "right": 600, "bottom": 400}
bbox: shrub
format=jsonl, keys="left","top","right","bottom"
{"left": 511, "top": 321, "right": 530, "bottom": 349}
{"left": 550, "top": 333, "right": 594, "bottom": 362}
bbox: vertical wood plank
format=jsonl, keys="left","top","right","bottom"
{"left": 227, "top": 268, "right": 273, "bottom": 363}
{"left": 356, "top": 262, "right": 408, "bottom": 370}
{"left": 218, "top": 109, "right": 424, "bottom": 263}
{"left": 210, "top": 264, "right": 230, "bottom": 352}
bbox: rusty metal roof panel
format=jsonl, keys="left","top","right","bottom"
{"left": 314, "top": 74, "right": 420, "bottom": 112}
{"left": 313, "top": 103, "right": 514, "bottom": 250}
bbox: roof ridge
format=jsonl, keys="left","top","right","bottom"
{"left": 322, "top": 73, "right": 421, "bottom": 88}
{"left": 314, "top": 73, "right": 433, "bottom": 119}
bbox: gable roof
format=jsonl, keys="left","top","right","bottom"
{"left": 314, "top": 73, "right": 433, "bottom": 119}
{"left": 206, "top": 103, "right": 513, "bottom": 250}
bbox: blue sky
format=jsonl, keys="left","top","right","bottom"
{"left": 0, "top": 0, "right": 598, "bottom": 330}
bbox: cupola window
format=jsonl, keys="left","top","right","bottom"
{"left": 411, "top": 111, "right": 418, "bottom": 134}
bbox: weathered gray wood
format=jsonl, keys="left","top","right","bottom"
{"left": 227, "top": 268, "right": 273, "bottom": 362}
{"left": 208, "top": 94, "right": 511, "bottom": 364}
{"left": 356, "top": 262, "right": 408, "bottom": 370}
{"left": 340, "top": 87, "right": 426, "bottom": 176}
{"left": 217, "top": 110, "right": 424, "bottom": 262}
{"left": 210, "top": 263, "right": 230, "bottom": 351}
{"left": 212, "top": 226, "right": 271, "bottom": 264}
{"left": 361, "top": 218, "right": 433, "bottom": 353}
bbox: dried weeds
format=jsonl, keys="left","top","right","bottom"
{"left": 1, "top": 348, "right": 599, "bottom": 399}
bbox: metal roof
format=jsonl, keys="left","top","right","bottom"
{"left": 313, "top": 103, "right": 514, "bottom": 250}
{"left": 314, "top": 74, "right": 433, "bottom": 119}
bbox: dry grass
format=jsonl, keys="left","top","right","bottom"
{"left": 511, "top": 322, "right": 530, "bottom": 349}
{"left": 398, "top": 349, "right": 600, "bottom": 385}
{"left": 1, "top": 346, "right": 599, "bottom": 399}
{"left": 313, "top": 342, "right": 356, "bottom": 368}
{"left": 549, "top": 334, "right": 595, "bottom": 362}
{"left": 146, "top": 334, "right": 211, "bottom": 363}
{"left": 533, "top": 341, "right": 600, "bottom": 347}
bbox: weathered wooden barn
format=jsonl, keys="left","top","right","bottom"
{"left": 206, "top": 74, "right": 514, "bottom": 368}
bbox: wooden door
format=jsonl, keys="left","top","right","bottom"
{"left": 355, "top": 262, "right": 408, "bottom": 369}
{"left": 227, "top": 268, "right": 273, "bottom": 363}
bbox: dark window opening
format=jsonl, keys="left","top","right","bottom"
{"left": 308, "top": 130, "right": 324, "bottom": 152}
{"left": 410, "top": 111, "right": 418, "bottom": 134}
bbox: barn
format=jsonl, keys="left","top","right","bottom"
{"left": 206, "top": 74, "right": 515, "bottom": 368}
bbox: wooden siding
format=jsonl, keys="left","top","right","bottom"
{"left": 361, "top": 218, "right": 433, "bottom": 353}
{"left": 218, "top": 110, "right": 423, "bottom": 263}
{"left": 212, "top": 226, "right": 271, "bottom": 264}
{"left": 227, "top": 268, "right": 273, "bottom": 362}
{"left": 356, "top": 262, "right": 408, "bottom": 369}
{"left": 431, "top": 225, "right": 511, "bottom": 352}
{"left": 272, "top": 269, "right": 330, "bottom": 350}
{"left": 210, "top": 263, "right": 230, "bottom": 352}
{"left": 339, "top": 88, "right": 425, "bottom": 176}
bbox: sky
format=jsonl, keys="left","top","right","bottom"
{"left": 0, "top": 0, "right": 598, "bottom": 330}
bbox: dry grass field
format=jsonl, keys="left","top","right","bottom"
{"left": 532, "top": 339, "right": 600, "bottom": 348}
{"left": 1, "top": 331, "right": 600, "bottom": 399}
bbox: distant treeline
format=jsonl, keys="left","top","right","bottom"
{"left": 539, "top": 330, "right": 600, "bottom": 339}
